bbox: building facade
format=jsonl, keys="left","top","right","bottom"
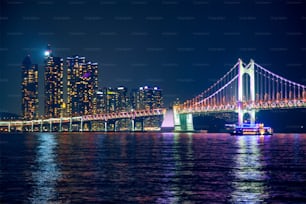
{"left": 67, "top": 56, "right": 98, "bottom": 116}
{"left": 96, "top": 86, "right": 128, "bottom": 114}
{"left": 44, "top": 45, "right": 64, "bottom": 118}
{"left": 116, "top": 86, "right": 129, "bottom": 112}
{"left": 131, "top": 86, "right": 163, "bottom": 110}
{"left": 21, "top": 55, "right": 38, "bottom": 119}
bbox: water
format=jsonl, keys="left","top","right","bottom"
{"left": 1, "top": 132, "right": 306, "bottom": 203}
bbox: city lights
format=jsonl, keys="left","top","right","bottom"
{"left": 20, "top": 44, "right": 164, "bottom": 127}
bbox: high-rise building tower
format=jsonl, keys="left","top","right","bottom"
{"left": 116, "top": 86, "right": 129, "bottom": 112}
{"left": 152, "top": 86, "right": 163, "bottom": 109}
{"left": 44, "top": 44, "right": 64, "bottom": 118}
{"left": 21, "top": 55, "right": 38, "bottom": 120}
{"left": 95, "top": 86, "right": 129, "bottom": 114}
{"left": 67, "top": 56, "right": 98, "bottom": 116}
{"left": 131, "top": 86, "right": 163, "bottom": 110}
{"left": 130, "top": 86, "right": 164, "bottom": 129}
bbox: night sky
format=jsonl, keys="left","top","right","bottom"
{"left": 0, "top": 0, "right": 305, "bottom": 115}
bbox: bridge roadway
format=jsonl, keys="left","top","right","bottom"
{"left": 178, "top": 99, "right": 306, "bottom": 114}
{"left": 1, "top": 98, "right": 306, "bottom": 133}
{"left": 0, "top": 109, "right": 166, "bottom": 132}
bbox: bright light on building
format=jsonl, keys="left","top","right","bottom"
{"left": 67, "top": 55, "right": 98, "bottom": 116}
{"left": 44, "top": 44, "right": 64, "bottom": 118}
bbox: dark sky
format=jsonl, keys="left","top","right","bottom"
{"left": 1, "top": 0, "right": 306, "bottom": 115}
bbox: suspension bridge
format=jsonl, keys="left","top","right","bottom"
{"left": 172, "top": 58, "right": 306, "bottom": 131}
{"left": 1, "top": 58, "right": 305, "bottom": 132}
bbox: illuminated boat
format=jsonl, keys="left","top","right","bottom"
{"left": 230, "top": 123, "right": 273, "bottom": 135}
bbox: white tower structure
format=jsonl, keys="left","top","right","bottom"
{"left": 237, "top": 59, "right": 256, "bottom": 125}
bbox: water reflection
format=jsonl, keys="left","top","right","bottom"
{"left": 2, "top": 133, "right": 306, "bottom": 202}
{"left": 158, "top": 133, "right": 177, "bottom": 203}
{"left": 30, "top": 133, "right": 60, "bottom": 203}
{"left": 231, "top": 136, "right": 267, "bottom": 203}
{"left": 158, "top": 133, "right": 195, "bottom": 203}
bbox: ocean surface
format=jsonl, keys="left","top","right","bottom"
{"left": 1, "top": 132, "right": 306, "bottom": 203}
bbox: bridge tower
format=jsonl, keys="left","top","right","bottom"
{"left": 237, "top": 59, "right": 255, "bottom": 125}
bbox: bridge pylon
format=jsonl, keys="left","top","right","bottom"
{"left": 237, "top": 58, "right": 255, "bottom": 125}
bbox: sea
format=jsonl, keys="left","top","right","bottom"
{"left": 1, "top": 132, "right": 306, "bottom": 203}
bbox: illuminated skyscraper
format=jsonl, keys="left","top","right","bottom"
{"left": 95, "top": 88, "right": 106, "bottom": 113}
{"left": 131, "top": 86, "right": 163, "bottom": 110}
{"left": 152, "top": 86, "right": 163, "bottom": 109}
{"left": 44, "top": 44, "right": 64, "bottom": 118}
{"left": 21, "top": 55, "right": 38, "bottom": 120}
{"left": 67, "top": 56, "right": 98, "bottom": 116}
{"left": 105, "top": 87, "right": 118, "bottom": 113}
{"left": 96, "top": 86, "right": 128, "bottom": 114}
{"left": 116, "top": 86, "right": 129, "bottom": 112}
{"left": 130, "top": 86, "right": 163, "bottom": 129}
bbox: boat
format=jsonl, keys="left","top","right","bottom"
{"left": 230, "top": 123, "right": 273, "bottom": 135}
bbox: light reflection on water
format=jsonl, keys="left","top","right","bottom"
{"left": 30, "top": 133, "right": 60, "bottom": 203}
{"left": 1, "top": 133, "right": 306, "bottom": 203}
{"left": 231, "top": 136, "right": 268, "bottom": 203}
{"left": 163, "top": 133, "right": 194, "bottom": 203}
{"left": 158, "top": 133, "right": 179, "bottom": 204}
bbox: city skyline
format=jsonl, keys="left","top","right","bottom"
{"left": 2, "top": 55, "right": 305, "bottom": 133}
{"left": 1, "top": 0, "right": 306, "bottom": 115}
{"left": 19, "top": 44, "right": 164, "bottom": 119}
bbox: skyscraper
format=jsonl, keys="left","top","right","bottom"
{"left": 152, "top": 86, "right": 163, "bottom": 109}
{"left": 131, "top": 86, "right": 163, "bottom": 110}
{"left": 130, "top": 86, "right": 164, "bottom": 130}
{"left": 95, "top": 88, "right": 107, "bottom": 114}
{"left": 44, "top": 44, "right": 64, "bottom": 118}
{"left": 21, "top": 55, "right": 38, "bottom": 120}
{"left": 116, "top": 86, "right": 129, "bottom": 112}
{"left": 67, "top": 56, "right": 98, "bottom": 116}
{"left": 96, "top": 86, "right": 129, "bottom": 114}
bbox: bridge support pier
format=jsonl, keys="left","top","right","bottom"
{"left": 173, "top": 106, "right": 194, "bottom": 132}
{"left": 113, "top": 121, "right": 116, "bottom": 131}
{"left": 49, "top": 120, "right": 52, "bottom": 132}
{"left": 80, "top": 118, "right": 83, "bottom": 132}
{"left": 131, "top": 119, "right": 135, "bottom": 131}
{"left": 141, "top": 119, "right": 144, "bottom": 132}
{"left": 31, "top": 121, "right": 34, "bottom": 132}
{"left": 250, "top": 110, "right": 256, "bottom": 124}
{"left": 40, "top": 120, "right": 43, "bottom": 132}
{"left": 104, "top": 121, "right": 107, "bottom": 132}
{"left": 59, "top": 119, "right": 62, "bottom": 132}
{"left": 69, "top": 118, "right": 72, "bottom": 132}
{"left": 238, "top": 109, "right": 256, "bottom": 125}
